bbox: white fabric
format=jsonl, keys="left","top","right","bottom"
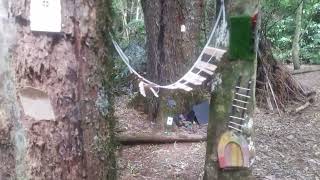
{"left": 139, "top": 81, "right": 146, "bottom": 97}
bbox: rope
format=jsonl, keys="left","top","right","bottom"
{"left": 111, "top": 0, "right": 227, "bottom": 96}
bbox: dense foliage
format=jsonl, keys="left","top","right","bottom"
{"left": 111, "top": 0, "right": 320, "bottom": 79}
{"left": 263, "top": 0, "right": 320, "bottom": 64}
{"left": 111, "top": 0, "right": 146, "bottom": 87}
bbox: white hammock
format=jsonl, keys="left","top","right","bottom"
{"left": 112, "top": 0, "right": 228, "bottom": 97}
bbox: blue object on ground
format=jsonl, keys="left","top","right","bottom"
{"left": 192, "top": 100, "right": 209, "bottom": 125}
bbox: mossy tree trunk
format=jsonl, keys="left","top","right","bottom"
{"left": 204, "top": 59, "right": 256, "bottom": 180}
{"left": 0, "top": 0, "right": 16, "bottom": 178}
{"left": 0, "top": 0, "right": 117, "bottom": 179}
{"left": 204, "top": 0, "right": 260, "bottom": 179}
{"left": 141, "top": 0, "right": 205, "bottom": 124}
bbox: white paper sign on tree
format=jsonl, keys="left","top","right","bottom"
{"left": 30, "top": 0, "right": 61, "bottom": 32}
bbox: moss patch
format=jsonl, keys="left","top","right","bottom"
{"left": 96, "top": 0, "right": 117, "bottom": 179}
{"left": 229, "top": 16, "right": 254, "bottom": 61}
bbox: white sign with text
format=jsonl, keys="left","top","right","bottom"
{"left": 30, "top": 0, "right": 61, "bottom": 32}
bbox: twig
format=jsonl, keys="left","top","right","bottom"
{"left": 264, "top": 67, "right": 281, "bottom": 116}
{"left": 293, "top": 101, "right": 311, "bottom": 114}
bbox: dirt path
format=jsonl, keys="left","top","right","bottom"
{"left": 116, "top": 71, "right": 320, "bottom": 180}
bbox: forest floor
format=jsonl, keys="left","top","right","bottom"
{"left": 115, "top": 68, "right": 320, "bottom": 180}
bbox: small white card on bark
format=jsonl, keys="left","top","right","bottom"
{"left": 181, "top": 25, "right": 186, "bottom": 32}
{"left": 30, "top": 0, "right": 61, "bottom": 32}
{"left": 167, "top": 117, "right": 173, "bottom": 126}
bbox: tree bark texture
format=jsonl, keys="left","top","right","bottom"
{"left": 204, "top": 0, "right": 259, "bottom": 179}
{"left": 203, "top": 59, "right": 256, "bottom": 180}
{"left": 292, "top": 1, "right": 303, "bottom": 70}
{"left": 0, "top": 0, "right": 116, "bottom": 179}
{"left": 0, "top": 1, "right": 16, "bottom": 179}
{"left": 141, "top": 0, "right": 205, "bottom": 123}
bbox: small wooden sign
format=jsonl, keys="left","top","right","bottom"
{"left": 173, "top": 82, "right": 193, "bottom": 91}
{"left": 195, "top": 61, "right": 217, "bottom": 75}
{"left": 30, "top": 0, "right": 61, "bottom": 32}
{"left": 217, "top": 131, "right": 250, "bottom": 169}
{"left": 204, "top": 47, "right": 226, "bottom": 59}
{"left": 184, "top": 72, "right": 206, "bottom": 85}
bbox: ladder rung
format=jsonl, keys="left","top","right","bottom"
{"left": 228, "top": 125, "right": 242, "bottom": 132}
{"left": 235, "top": 93, "right": 251, "bottom": 98}
{"left": 232, "top": 104, "right": 247, "bottom": 110}
{"left": 229, "top": 121, "right": 243, "bottom": 127}
{"left": 233, "top": 99, "right": 248, "bottom": 104}
{"left": 236, "top": 86, "right": 251, "bottom": 91}
{"left": 229, "top": 116, "right": 245, "bottom": 121}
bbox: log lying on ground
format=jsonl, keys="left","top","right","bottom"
{"left": 292, "top": 91, "right": 316, "bottom": 114}
{"left": 291, "top": 66, "right": 320, "bottom": 75}
{"left": 117, "top": 134, "right": 207, "bottom": 145}
{"left": 294, "top": 101, "right": 311, "bottom": 113}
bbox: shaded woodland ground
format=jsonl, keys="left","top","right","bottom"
{"left": 115, "top": 68, "right": 320, "bottom": 180}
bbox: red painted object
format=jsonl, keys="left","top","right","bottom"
{"left": 251, "top": 12, "right": 258, "bottom": 28}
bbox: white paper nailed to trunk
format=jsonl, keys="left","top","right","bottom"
{"left": 30, "top": 0, "right": 61, "bottom": 32}
{"left": 167, "top": 117, "right": 173, "bottom": 126}
{"left": 195, "top": 61, "right": 217, "bottom": 75}
{"left": 19, "top": 87, "right": 55, "bottom": 120}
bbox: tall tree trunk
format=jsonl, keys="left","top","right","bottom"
{"left": 121, "top": 0, "right": 130, "bottom": 40}
{"left": 135, "top": 0, "right": 141, "bottom": 20}
{"left": 141, "top": 0, "right": 204, "bottom": 124}
{"left": 129, "top": 0, "right": 135, "bottom": 22}
{"left": 0, "top": 0, "right": 116, "bottom": 179}
{"left": 292, "top": 1, "right": 303, "bottom": 70}
{"left": 0, "top": 0, "right": 16, "bottom": 178}
{"left": 204, "top": 0, "right": 259, "bottom": 179}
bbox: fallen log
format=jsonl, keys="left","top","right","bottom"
{"left": 292, "top": 91, "right": 316, "bottom": 114}
{"left": 294, "top": 101, "right": 311, "bottom": 113}
{"left": 291, "top": 67, "right": 320, "bottom": 75}
{"left": 117, "top": 134, "right": 207, "bottom": 145}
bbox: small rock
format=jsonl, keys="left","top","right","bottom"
{"left": 255, "top": 156, "right": 261, "bottom": 161}
{"left": 286, "top": 135, "right": 294, "bottom": 140}
{"left": 36, "top": 140, "right": 45, "bottom": 147}
{"left": 265, "top": 175, "right": 276, "bottom": 180}
{"left": 308, "top": 159, "right": 320, "bottom": 166}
